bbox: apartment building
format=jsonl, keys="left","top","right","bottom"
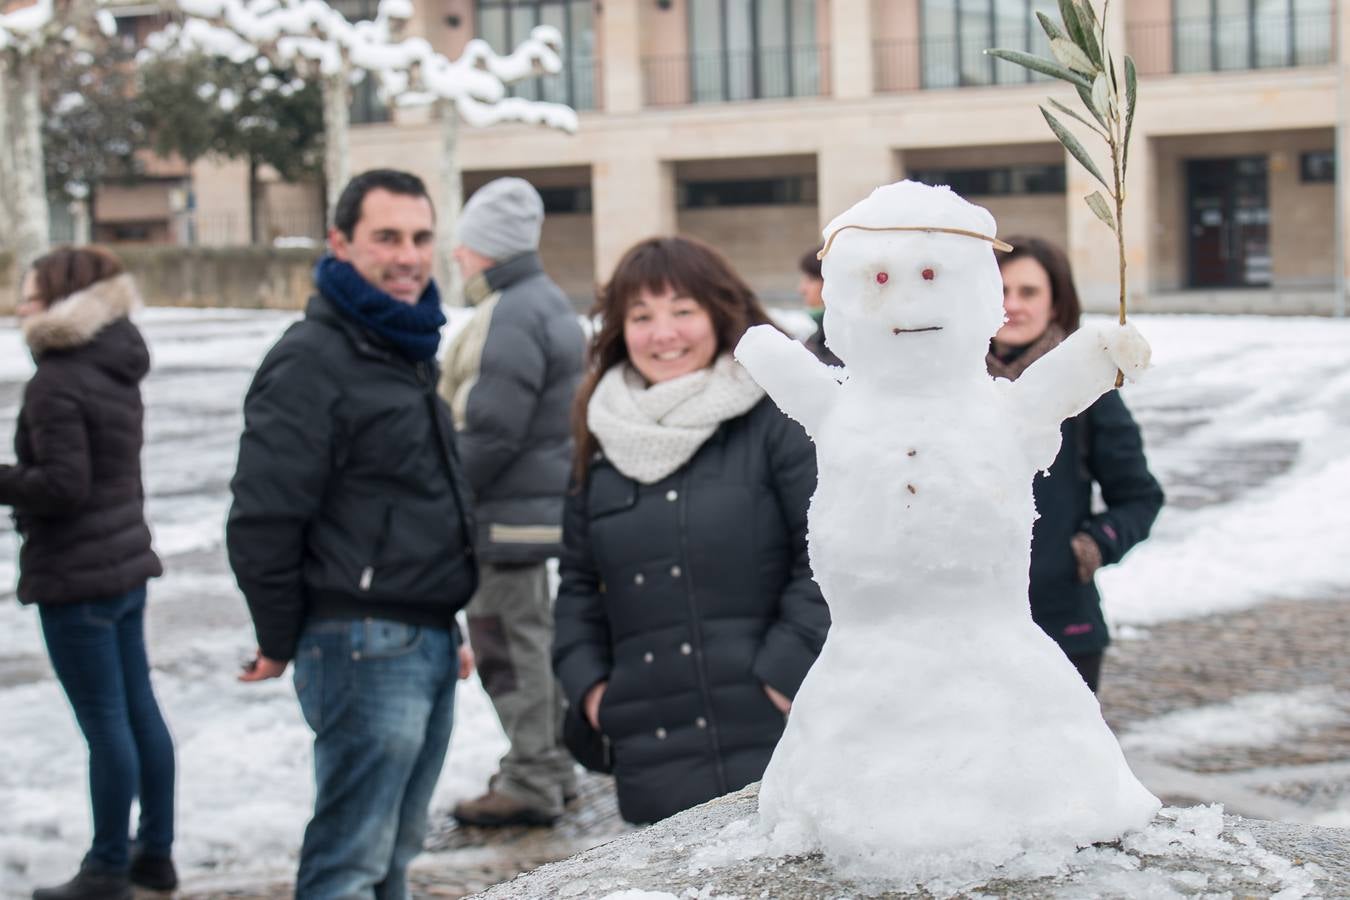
{"left": 189, "top": 0, "right": 1348, "bottom": 312}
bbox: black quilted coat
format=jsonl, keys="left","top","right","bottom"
{"left": 0, "top": 274, "right": 162, "bottom": 605}
{"left": 554, "top": 396, "right": 829, "bottom": 824}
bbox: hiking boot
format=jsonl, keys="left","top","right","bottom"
{"left": 31, "top": 867, "right": 132, "bottom": 900}
{"left": 129, "top": 852, "right": 178, "bottom": 892}
{"left": 453, "top": 789, "right": 559, "bottom": 827}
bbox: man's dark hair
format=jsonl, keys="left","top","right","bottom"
{"left": 798, "top": 244, "right": 823, "bottom": 281}
{"left": 333, "top": 169, "right": 433, "bottom": 238}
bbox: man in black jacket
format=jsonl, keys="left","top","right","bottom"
{"left": 439, "top": 178, "right": 585, "bottom": 826}
{"left": 227, "top": 169, "right": 478, "bottom": 898}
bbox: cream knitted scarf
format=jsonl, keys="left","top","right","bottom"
{"left": 587, "top": 354, "right": 765, "bottom": 484}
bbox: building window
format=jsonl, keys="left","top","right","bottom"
{"left": 1173, "top": 0, "right": 1334, "bottom": 73}
{"left": 684, "top": 0, "right": 821, "bottom": 103}
{"left": 1300, "top": 150, "right": 1335, "bottom": 183}
{"left": 921, "top": 0, "right": 1059, "bottom": 88}
{"left": 330, "top": 0, "right": 391, "bottom": 124}
{"left": 910, "top": 164, "right": 1066, "bottom": 195}
{"left": 679, "top": 176, "right": 817, "bottom": 208}
{"left": 537, "top": 186, "right": 592, "bottom": 213}
{"left": 476, "top": 0, "right": 597, "bottom": 110}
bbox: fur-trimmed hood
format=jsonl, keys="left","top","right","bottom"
{"left": 23, "top": 272, "right": 141, "bottom": 356}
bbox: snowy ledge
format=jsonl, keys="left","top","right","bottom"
{"left": 476, "top": 784, "right": 1348, "bottom": 899}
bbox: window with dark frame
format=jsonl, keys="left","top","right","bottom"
{"left": 475, "top": 0, "right": 597, "bottom": 110}
{"left": 1300, "top": 150, "right": 1335, "bottom": 183}
{"left": 536, "top": 186, "right": 593, "bottom": 213}
{"left": 910, "top": 164, "right": 1067, "bottom": 196}
{"left": 684, "top": 0, "right": 820, "bottom": 103}
{"left": 1172, "top": 0, "right": 1334, "bottom": 74}
{"left": 678, "top": 176, "right": 817, "bottom": 208}
{"left": 920, "top": 0, "right": 1059, "bottom": 89}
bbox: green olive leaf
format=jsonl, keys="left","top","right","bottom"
{"left": 1036, "top": 11, "right": 1066, "bottom": 42}
{"left": 1123, "top": 54, "right": 1138, "bottom": 173}
{"left": 986, "top": 48, "right": 1093, "bottom": 89}
{"left": 1041, "top": 105, "right": 1111, "bottom": 190}
{"left": 1048, "top": 97, "right": 1108, "bottom": 138}
{"left": 1085, "top": 190, "right": 1117, "bottom": 232}
{"left": 1051, "top": 37, "right": 1097, "bottom": 75}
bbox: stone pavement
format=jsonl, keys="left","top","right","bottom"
{"left": 180, "top": 590, "right": 1350, "bottom": 899}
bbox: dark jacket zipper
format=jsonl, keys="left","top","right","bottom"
{"left": 676, "top": 466, "right": 728, "bottom": 793}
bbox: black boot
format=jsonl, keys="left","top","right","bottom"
{"left": 31, "top": 867, "right": 132, "bottom": 900}
{"left": 129, "top": 851, "right": 178, "bottom": 892}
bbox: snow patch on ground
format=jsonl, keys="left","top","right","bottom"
{"left": 1119, "top": 687, "right": 1348, "bottom": 758}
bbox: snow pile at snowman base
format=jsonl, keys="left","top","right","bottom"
{"left": 476, "top": 783, "right": 1340, "bottom": 899}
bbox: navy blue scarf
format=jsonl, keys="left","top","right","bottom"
{"left": 315, "top": 256, "right": 446, "bottom": 362}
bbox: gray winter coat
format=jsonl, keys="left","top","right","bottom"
{"left": 440, "top": 252, "right": 585, "bottom": 564}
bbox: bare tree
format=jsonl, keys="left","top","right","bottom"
{"left": 0, "top": 0, "right": 108, "bottom": 279}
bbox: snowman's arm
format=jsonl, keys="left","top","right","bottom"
{"left": 735, "top": 324, "right": 841, "bottom": 439}
{"left": 1008, "top": 322, "right": 1151, "bottom": 431}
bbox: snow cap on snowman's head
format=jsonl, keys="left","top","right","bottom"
{"left": 818, "top": 180, "right": 1008, "bottom": 381}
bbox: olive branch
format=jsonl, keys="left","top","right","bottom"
{"left": 988, "top": 0, "right": 1136, "bottom": 386}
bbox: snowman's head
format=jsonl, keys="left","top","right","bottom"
{"left": 819, "top": 181, "right": 1007, "bottom": 380}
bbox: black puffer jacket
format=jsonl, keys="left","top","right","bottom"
{"left": 554, "top": 397, "right": 829, "bottom": 824}
{"left": 0, "top": 274, "right": 162, "bottom": 605}
{"left": 227, "top": 293, "right": 478, "bottom": 661}
{"left": 1030, "top": 390, "right": 1164, "bottom": 655}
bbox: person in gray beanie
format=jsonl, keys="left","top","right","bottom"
{"left": 441, "top": 177, "right": 586, "bottom": 826}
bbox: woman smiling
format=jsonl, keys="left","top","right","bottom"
{"left": 553, "top": 236, "right": 829, "bottom": 824}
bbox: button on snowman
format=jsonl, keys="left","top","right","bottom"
{"left": 735, "top": 181, "right": 1159, "bottom": 885}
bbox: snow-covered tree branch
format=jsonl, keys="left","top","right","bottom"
{"left": 0, "top": 0, "right": 112, "bottom": 278}
{"left": 150, "top": 0, "right": 580, "bottom": 276}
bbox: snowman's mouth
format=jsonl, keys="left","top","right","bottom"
{"left": 892, "top": 326, "right": 943, "bottom": 335}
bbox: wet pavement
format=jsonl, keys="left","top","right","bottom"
{"left": 174, "top": 590, "right": 1350, "bottom": 899}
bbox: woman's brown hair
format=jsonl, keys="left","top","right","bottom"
{"left": 998, "top": 235, "right": 1082, "bottom": 334}
{"left": 570, "top": 235, "right": 777, "bottom": 484}
{"left": 28, "top": 245, "right": 125, "bottom": 308}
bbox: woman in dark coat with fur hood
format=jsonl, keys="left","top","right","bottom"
{"left": 990, "top": 236, "right": 1164, "bottom": 694}
{"left": 554, "top": 236, "right": 829, "bottom": 825}
{"left": 1, "top": 247, "right": 175, "bottom": 900}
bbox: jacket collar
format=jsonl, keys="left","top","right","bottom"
{"left": 484, "top": 251, "right": 544, "bottom": 294}
{"left": 307, "top": 293, "right": 398, "bottom": 362}
{"left": 23, "top": 273, "right": 140, "bottom": 356}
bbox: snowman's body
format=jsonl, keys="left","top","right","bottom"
{"left": 735, "top": 181, "right": 1159, "bottom": 883}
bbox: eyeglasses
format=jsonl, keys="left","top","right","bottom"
{"left": 817, "top": 225, "right": 1013, "bottom": 260}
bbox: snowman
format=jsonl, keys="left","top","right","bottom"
{"left": 734, "top": 180, "right": 1159, "bottom": 884}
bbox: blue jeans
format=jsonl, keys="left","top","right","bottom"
{"left": 39, "top": 584, "right": 176, "bottom": 871}
{"left": 293, "top": 618, "right": 460, "bottom": 900}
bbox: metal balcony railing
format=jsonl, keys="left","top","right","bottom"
{"left": 1129, "top": 13, "right": 1336, "bottom": 76}
{"left": 643, "top": 45, "right": 829, "bottom": 108}
{"left": 874, "top": 35, "right": 1055, "bottom": 93}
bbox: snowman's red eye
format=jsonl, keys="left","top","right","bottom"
{"left": 922, "top": 268, "right": 935, "bottom": 281}
{"left": 876, "top": 272, "right": 889, "bottom": 285}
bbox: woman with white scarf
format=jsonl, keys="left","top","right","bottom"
{"left": 553, "top": 236, "right": 829, "bottom": 825}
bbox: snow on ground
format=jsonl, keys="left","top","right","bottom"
{"left": 1119, "top": 686, "right": 1348, "bottom": 758}
{"left": 1094, "top": 314, "right": 1350, "bottom": 626}
{"left": 0, "top": 309, "right": 1347, "bottom": 895}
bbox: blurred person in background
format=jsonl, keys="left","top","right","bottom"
{"left": 441, "top": 177, "right": 585, "bottom": 827}
{"left": 990, "top": 235, "right": 1164, "bottom": 693}
{"left": 797, "top": 244, "right": 840, "bottom": 367}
